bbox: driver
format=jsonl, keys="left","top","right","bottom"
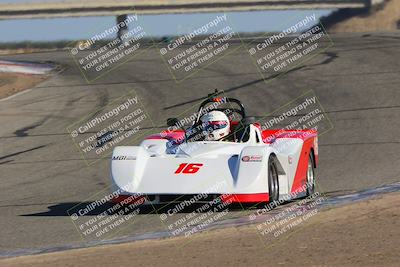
{"left": 200, "top": 111, "right": 230, "bottom": 141}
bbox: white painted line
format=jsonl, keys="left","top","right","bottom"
{"left": 0, "top": 88, "right": 32, "bottom": 102}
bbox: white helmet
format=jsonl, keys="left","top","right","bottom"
{"left": 200, "top": 111, "right": 230, "bottom": 141}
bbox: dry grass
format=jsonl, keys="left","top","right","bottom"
{"left": 0, "top": 73, "right": 47, "bottom": 99}
{"left": 330, "top": 0, "right": 400, "bottom": 32}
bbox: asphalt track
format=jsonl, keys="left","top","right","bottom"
{"left": 1, "top": 33, "right": 400, "bottom": 254}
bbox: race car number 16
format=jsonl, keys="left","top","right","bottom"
{"left": 174, "top": 163, "right": 203, "bottom": 174}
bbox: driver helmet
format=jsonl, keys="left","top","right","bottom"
{"left": 200, "top": 111, "right": 230, "bottom": 141}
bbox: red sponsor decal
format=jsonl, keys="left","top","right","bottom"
{"left": 242, "top": 156, "right": 250, "bottom": 162}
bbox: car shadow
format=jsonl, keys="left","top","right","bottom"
{"left": 21, "top": 202, "right": 256, "bottom": 217}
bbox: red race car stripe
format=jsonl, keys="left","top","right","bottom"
{"left": 221, "top": 193, "right": 269, "bottom": 203}
{"left": 290, "top": 138, "right": 314, "bottom": 195}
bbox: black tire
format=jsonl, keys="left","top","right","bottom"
{"left": 305, "top": 153, "right": 316, "bottom": 196}
{"left": 268, "top": 155, "right": 279, "bottom": 202}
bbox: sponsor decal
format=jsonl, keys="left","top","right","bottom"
{"left": 242, "top": 156, "right": 250, "bottom": 162}
{"left": 112, "top": 155, "right": 136, "bottom": 160}
{"left": 242, "top": 155, "right": 263, "bottom": 162}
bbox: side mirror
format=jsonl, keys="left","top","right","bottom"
{"left": 167, "top": 118, "right": 179, "bottom": 127}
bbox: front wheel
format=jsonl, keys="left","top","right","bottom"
{"left": 305, "top": 153, "right": 315, "bottom": 196}
{"left": 268, "top": 155, "right": 279, "bottom": 202}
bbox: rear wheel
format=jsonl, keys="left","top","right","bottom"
{"left": 306, "top": 153, "right": 315, "bottom": 196}
{"left": 268, "top": 155, "right": 279, "bottom": 202}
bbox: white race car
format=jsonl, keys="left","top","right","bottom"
{"left": 110, "top": 94, "right": 318, "bottom": 205}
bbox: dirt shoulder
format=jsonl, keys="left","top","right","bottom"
{"left": 0, "top": 73, "right": 47, "bottom": 100}
{"left": 2, "top": 192, "right": 399, "bottom": 267}
{"left": 327, "top": 0, "right": 400, "bottom": 32}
